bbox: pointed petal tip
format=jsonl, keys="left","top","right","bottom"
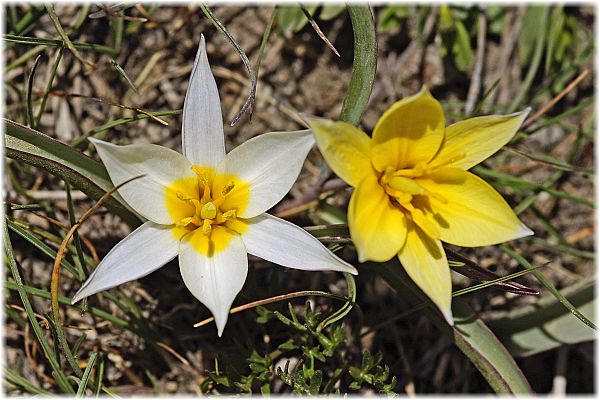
{"left": 88, "top": 137, "right": 102, "bottom": 145}
{"left": 215, "top": 316, "right": 227, "bottom": 337}
{"left": 443, "top": 308, "right": 454, "bottom": 326}
{"left": 71, "top": 290, "right": 85, "bottom": 305}
{"left": 520, "top": 224, "right": 535, "bottom": 238}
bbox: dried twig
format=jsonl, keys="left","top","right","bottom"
{"left": 49, "top": 92, "right": 169, "bottom": 126}
{"left": 522, "top": 68, "right": 590, "bottom": 128}
{"left": 299, "top": 4, "right": 341, "bottom": 58}
{"left": 193, "top": 290, "right": 347, "bottom": 328}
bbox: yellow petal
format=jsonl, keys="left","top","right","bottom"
{"left": 306, "top": 117, "right": 372, "bottom": 187}
{"left": 429, "top": 109, "right": 530, "bottom": 170}
{"left": 398, "top": 220, "right": 453, "bottom": 324}
{"left": 371, "top": 87, "right": 445, "bottom": 171}
{"left": 416, "top": 168, "right": 533, "bottom": 247}
{"left": 348, "top": 173, "right": 407, "bottom": 263}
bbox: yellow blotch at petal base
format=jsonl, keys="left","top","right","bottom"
{"left": 165, "top": 166, "right": 250, "bottom": 256}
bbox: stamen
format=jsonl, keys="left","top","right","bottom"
{"left": 202, "top": 219, "right": 212, "bottom": 235}
{"left": 176, "top": 191, "right": 202, "bottom": 214}
{"left": 176, "top": 191, "right": 189, "bottom": 201}
{"left": 176, "top": 216, "right": 194, "bottom": 227}
{"left": 388, "top": 176, "right": 425, "bottom": 195}
{"left": 192, "top": 166, "right": 213, "bottom": 202}
{"left": 192, "top": 165, "right": 208, "bottom": 182}
{"left": 176, "top": 216, "right": 202, "bottom": 228}
{"left": 222, "top": 181, "right": 235, "bottom": 196}
{"left": 384, "top": 186, "right": 413, "bottom": 205}
{"left": 200, "top": 202, "right": 217, "bottom": 220}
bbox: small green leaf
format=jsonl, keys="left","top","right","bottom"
{"left": 320, "top": 5, "right": 345, "bottom": 21}
{"left": 452, "top": 20, "right": 473, "bottom": 71}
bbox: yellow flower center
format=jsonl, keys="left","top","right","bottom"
{"left": 165, "top": 166, "right": 249, "bottom": 256}
{"left": 376, "top": 151, "right": 465, "bottom": 240}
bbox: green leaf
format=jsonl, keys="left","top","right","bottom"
{"left": 339, "top": 5, "right": 377, "bottom": 126}
{"left": 320, "top": 5, "right": 345, "bottom": 21}
{"left": 518, "top": 6, "right": 547, "bottom": 65}
{"left": 378, "top": 260, "right": 533, "bottom": 394}
{"left": 451, "top": 298, "right": 534, "bottom": 394}
{"left": 487, "top": 276, "right": 595, "bottom": 357}
{"left": 545, "top": 6, "right": 565, "bottom": 72}
{"left": 452, "top": 20, "right": 473, "bottom": 71}
{"left": 377, "top": 6, "right": 409, "bottom": 32}
{"left": 510, "top": 6, "right": 550, "bottom": 112}
{"left": 4, "top": 119, "right": 141, "bottom": 227}
{"left": 276, "top": 6, "right": 302, "bottom": 33}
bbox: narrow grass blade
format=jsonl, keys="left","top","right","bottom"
{"left": 7, "top": 218, "right": 80, "bottom": 277}
{"left": 446, "top": 248, "right": 539, "bottom": 296}
{"left": 35, "top": 46, "right": 65, "bottom": 128}
{"left": 76, "top": 351, "right": 99, "bottom": 396}
{"left": 474, "top": 166, "right": 594, "bottom": 208}
{"left": 65, "top": 182, "right": 88, "bottom": 278}
{"left": 110, "top": 58, "right": 138, "bottom": 93}
{"left": 72, "top": 109, "right": 181, "bottom": 147}
{"left": 44, "top": 3, "right": 92, "bottom": 70}
{"left": 317, "top": 272, "right": 357, "bottom": 331}
{"left": 4, "top": 221, "right": 75, "bottom": 393}
{"left": 26, "top": 54, "right": 42, "bottom": 128}
{"left": 508, "top": 6, "right": 549, "bottom": 112}
{"left": 200, "top": 3, "right": 255, "bottom": 125}
{"left": 499, "top": 245, "right": 596, "bottom": 331}
{"left": 4, "top": 367, "right": 56, "bottom": 396}
{"left": 3, "top": 34, "right": 116, "bottom": 54}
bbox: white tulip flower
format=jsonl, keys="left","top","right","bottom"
{"left": 72, "top": 35, "right": 357, "bottom": 336}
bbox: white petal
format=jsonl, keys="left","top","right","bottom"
{"left": 91, "top": 138, "right": 194, "bottom": 224}
{"left": 218, "top": 130, "right": 315, "bottom": 218}
{"left": 242, "top": 213, "right": 357, "bottom": 274}
{"left": 179, "top": 231, "right": 248, "bottom": 336}
{"left": 72, "top": 222, "right": 179, "bottom": 303}
{"left": 182, "top": 34, "right": 225, "bottom": 168}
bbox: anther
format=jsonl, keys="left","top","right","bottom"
{"left": 176, "top": 216, "right": 194, "bottom": 227}
{"left": 388, "top": 176, "right": 425, "bottom": 195}
{"left": 222, "top": 181, "right": 235, "bottom": 196}
{"left": 202, "top": 219, "right": 212, "bottom": 235}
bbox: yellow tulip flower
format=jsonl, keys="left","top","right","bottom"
{"left": 306, "top": 88, "right": 533, "bottom": 324}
